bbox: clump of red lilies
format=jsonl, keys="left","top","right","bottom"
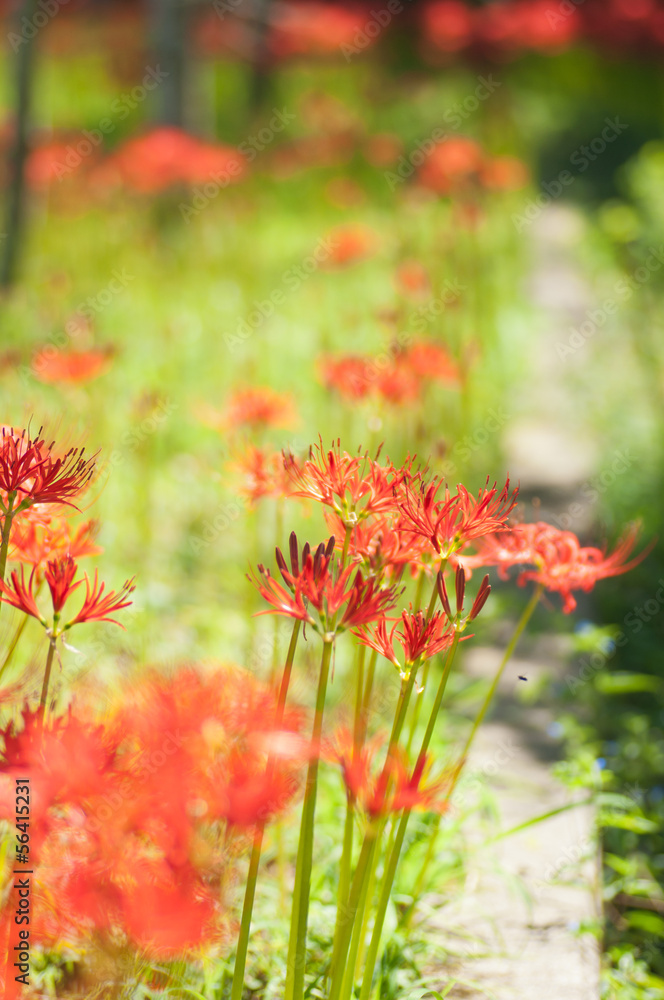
{"left": 91, "top": 127, "right": 247, "bottom": 194}
{"left": 0, "top": 431, "right": 650, "bottom": 998}
{"left": 320, "top": 338, "right": 460, "bottom": 406}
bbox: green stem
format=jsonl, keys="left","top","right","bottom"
{"left": 358, "top": 635, "right": 461, "bottom": 999}
{"left": 0, "top": 495, "right": 16, "bottom": 594}
{"left": 287, "top": 637, "right": 334, "bottom": 1000}
{"left": 402, "top": 585, "right": 544, "bottom": 929}
{"left": 359, "top": 649, "right": 377, "bottom": 745}
{"left": 451, "top": 583, "right": 543, "bottom": 791}
{"left": 230, "top": 828, "right": 264, "bottom": 1000}
{"left": 340, "top": 836, "right": 380, "bottom": 1000}
{"left": 39, "top": 638, "right": 56, "bottom": 713}
{"left": 327, "top": 831, "right": 378, "bottom": 1000}
{"left": 336, "top": 644, "right": 366, "bottom": 929}
{"left": 0, "top": 613, "right": 29, "bottom": 682}
{"left": 230, "top": 619, "right": 301, "bottom": 1000}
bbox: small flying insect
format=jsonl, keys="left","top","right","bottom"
{"left": 518, "top": 675, "right": 528, "bottom": 681}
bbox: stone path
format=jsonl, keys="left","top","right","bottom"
{"left": 420, "top": 205, "right": 604, "bottom": 999}
{"left": 423, "top": 643, "right": 601, "bottom": 1000}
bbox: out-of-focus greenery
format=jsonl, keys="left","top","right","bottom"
{"left": 3, "top": 27, "right": 664, "bottom": 997}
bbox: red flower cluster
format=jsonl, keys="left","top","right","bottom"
{"left": 461, "top": 521, "right": 650, "bottom": 612}
{"left": 0, "top": 425, "right": 96, "bottom": 512}
{"left": 321, "top": 224, "right": 378, "bottom": 267}
{"left": 0, "top": 555, "right": 135, "bottom": 631}
{"left": 269, "top": 3, "right": 375, "bottom": 57}
{"left": 231, "top": 445, "right": 290, "bottom": 505}
{"left": 207, "top": 386, "right": 298, "bottom": 431}
{"left": 91, "top": 127, "right": 247, "bottom": 194}
{"left": 0, "top": 666, "right": 305, "bottom": 956}
{"left": 10, "top": 514, "right": 102, "bottom": 569}
{"left": 250, "top": 533, "right": 401, "bottom": 632}
{"left": 421, "top": 0, "right": 664, "bottom": 59}
{"left": 416, "top": 136, "right": 529, "bottom": 196}
{"left": 329, "top": 729, "right": 449, "bottom": 817}
{"left": 31, "top": 347, "right": 113, "bottom": 386}
{"left": 320, "top": 339, "right": 460, "bottom": 406}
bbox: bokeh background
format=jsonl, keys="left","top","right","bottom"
{"left": 1, "top": 0, "right": 664, "bottom": 994}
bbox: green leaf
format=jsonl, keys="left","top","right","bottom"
{"left": 602, "top": 813, "right": 659, "bottom": 833}
{"left": 595, "top": 672, "right": 664, "bottom": 695}
{"left": 625, "top": 910, "right": 664, "bottom": 938}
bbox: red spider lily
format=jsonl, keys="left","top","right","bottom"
{"left": 394, "top": 261, "right": 431, "bottom": 297}
{"left": 210, "top": 386, "right": 297, "bottom": 431}
{"left": 0, "top": 566, "right": 43, "bottom": 622}
{"left": 330, "top": 730, "right": 449, "bottom": 817}
{"left": 10, "top": 515, "right": 102, "bottom": 568}
{"left": 231, "top": 445, "right": 289, "bottom": 505}
{"left": 421, "top": 0, "right": 474, "bottom": 52}
{"left": 251, "top": 549, "right": 399, "bottom": 630}
{"left": 355, "top": 610, "right": 455, "bottom": 667}
{"left": 336, "top": 569, "right": 401, "bottom": 630}
{"left": 31, "top": 348, "right": 113, "bottom": 385}
{"left": 417, "top": 136, "right": 484, "bottom": 195}
{"left": 400, "top": 341, "right": 460, "bottom": 385}
{"left": 456, "top": 523, "right": 538, "bottom": 579}
{"left": 463, "top": 521, "right": 652, "bottom": 613}
{"left": 44, "top": 555, "right": 80, "bottom": 612}
{"left": 0, "top": 426, "right": 96, "bottom": 510}
{"left": 319, "top": 354, "right": 373, "bottom": 401}
{"left": 65, "top": 568, "right": 135, "bottom": 628}
{"left": 480, "top": 155, "right": 530, "bottom": 191}
{"left": 519, "top": 522, "right": 651, "bottom": 613}
{"left": 437, "top": 566, "right": 491, "bottom": 623}
{"left": 322, "top": 224, "right": 377, "bottom": 267}
{"left": 398, "top": 474, "right": 518, "bottom": 556}
{"left": 202, "top": 751, "right": 301, "bottom": 828}
{"left": 92, "top": 126, "right": 247, "bottom": 194}
{"left": 284, "top": 439, "right": 405, "bottom": 522}
{"left": 120, "top": 862, "right": 219, "bottom": 956}
{"left": 0, "top": 557, "right": 134, "bottom": 630}
{"left": 270, "top": 2, "right": 372, "bottom": 57}
{"left": 375, "top": 366, "right": 421, "bottom": 406}
{"left": 25, "top": 142, "right": 73, "bottom": 188}
{"left": 324, "top": 511, "right": 428, "bottom": 580}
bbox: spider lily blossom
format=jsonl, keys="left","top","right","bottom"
{"left": 250, "top": 551, "right": 400, "bottom": 633}
{"left": 330, "top": 729, "right": 450, "bottom": 818}
{"left": 283, "top": 438, "right": 406, "bottom": 524}
{"left": 398, "top": 474, "right": 518, "bottom": 557}
{"left": 462, "top": 521, "right": 652, "bottom": 613}
{"left": 0, "top": 426, "right": 97, "bottom": 511}
{"left": 355, "top": 610, "right": 455, "bottom": 669}
{"left": 0, "top": 555, "right": 135, "bottom": 632}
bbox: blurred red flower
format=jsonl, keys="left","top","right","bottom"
{"left": 31, "top": 348, "right": 113, "bottom": 385}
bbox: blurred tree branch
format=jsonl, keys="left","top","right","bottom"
{"left": 1, "top": 0, "right": 40, "bottom": 289}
